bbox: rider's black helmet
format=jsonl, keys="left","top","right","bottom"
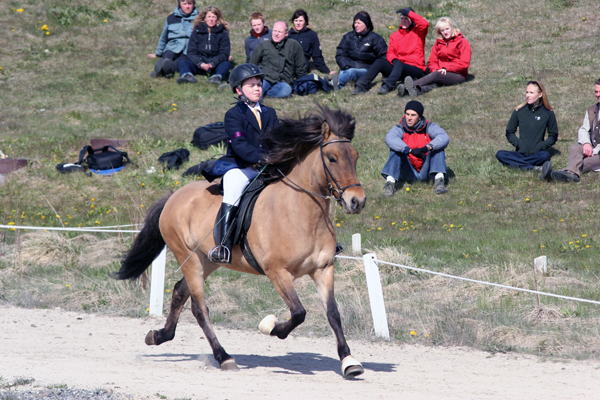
{"left": 229, "top": 63, "right": 264, "bottom": 93}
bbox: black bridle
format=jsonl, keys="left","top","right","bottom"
{"left": 320, "top": 139, "right": 362, "bottom": 203}
{"left": 276, "top": 138, "right": 362, "bottom": 205}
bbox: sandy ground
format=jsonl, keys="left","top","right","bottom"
{"left": 1, "top": 305, "right": 599, "bottom": 400}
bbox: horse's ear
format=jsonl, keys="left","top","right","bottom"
{"left": 321, "top": 121, "right": 331, "bottom": 140}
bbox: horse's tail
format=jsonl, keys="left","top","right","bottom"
{"left": 112, "top": 194, "right": 172, "bottom": 280}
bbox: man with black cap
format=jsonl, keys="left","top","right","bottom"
{"left": 381, "top": 100, "right": 450, "bottom": 195}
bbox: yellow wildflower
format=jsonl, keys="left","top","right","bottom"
{"left": 410, "top": 330, "right": 417, "bottom": 336}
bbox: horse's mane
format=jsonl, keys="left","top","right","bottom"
{"left": 262, "top": 105, "right": 355, "bottom": 178}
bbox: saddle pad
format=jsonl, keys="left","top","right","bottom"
{"left": 232, "top": 177, "right": 267, "bottom": 275}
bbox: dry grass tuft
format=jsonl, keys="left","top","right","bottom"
{"left": 20, "top": 231, "right": 122, "bottom": 270}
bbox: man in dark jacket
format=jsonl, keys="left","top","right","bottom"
{"left": 244, "top": 12, "right": 272, "bottom": 63}
{"left": 250, "top": 21, "right": 307, "bottom": 98}
{"left": 543, "top": 79, "right": 600, "bottom": 183}
{"left": 333, "top": 11, "right": 387, "bottom": 91}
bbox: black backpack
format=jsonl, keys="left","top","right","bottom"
{"left": 78, "top": 145, "right": 132, "bottom": 171}
{"left": 192, "top": 122, "right": 228, "bottom": 150}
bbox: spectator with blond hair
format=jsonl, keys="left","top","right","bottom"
{"left": 177, "top": 6, "right": 231, "bottom": 85}
{"left": 400, "top": 16, "right": 471, "bottom": 97}
{"left": 244, "top": 12, "right": 272, "bottom": 63}
{"left": 496, "top": 81, "right": 559, "bottom": 171}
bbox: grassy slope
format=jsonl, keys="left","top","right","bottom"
{"left": 1, "top": 0, "right": 599, "bottom": 359}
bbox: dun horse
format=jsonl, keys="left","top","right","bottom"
{"left": 114, "top": 106, "right": 367, "bottom": 378}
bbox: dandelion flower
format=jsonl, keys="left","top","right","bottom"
{"left": 95, "top": 220, "right": 100, "bottom": 224}
{"left": 104, "top": 19, "right": 108, "bottom": 22}
{"left": 582, "top": 234, "right": 587, "bottom": 237}
{"left": 406, "top": 187, "right": 410, "bottom": 191}
{"left": 16, "top": 8, "right": 24, "bottom": 12}
{"left": 375, "top": 216, "right": 380, "bottom": 219}
{"left": 66, "top": 284, "right": 70, "bottom": 287}
{"left": 465, "top": 254, "right": 469, "bottom": 258}
{"left": 172, "top": 103, "right": 176, "bottom": 106}
{"left": 391, "top": 222, "right": 396, "bottom": 226}
{"left": 488, "top": 204, "right": 491, "bottom": 207}
{"left": 45, "top": 32, "right": 50, "bottom": 35}
{"left": 41, "top": 25, "right": 48, "bottom": 31}
{"left": 336, "top": 223, "right": 341, "bottom": 227}
{"left": 410, "top": 330, "right": 417, "bottom": 336}
{"left": 378, "top": 227, "right": 382, "bottom": 231}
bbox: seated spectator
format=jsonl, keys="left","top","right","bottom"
{"left": 244, "top": 12, "right": 272, "bottom": 63}
{"left": 381, "top": 101, "right": 450, "bottom": 195}
{"left": 542, "top": 79, "right": 600, "bottom": 183}
{"left": 177, "top": 6, "right": 231, "bottom": 85}
{"left": 250, "top": 21, "right": 307, "bottom": 98}
{"left": 331, "top": 11, "right": 387, "bottom": 91}
{"left": 288, "top": 9, "right": 334, "bottom": 75}
{"left": 148, "top": 0, "right": 198, "bottom": 79}
{"left": 353, "top": 7, "right": 428, "bottom": 95}
{"left": 400, "top": 17, "right": 471, "bottom": 97}
{"left": 496, "top": 81, "right": 558, "bottom": 171}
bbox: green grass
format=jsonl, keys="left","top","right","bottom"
{"left": 1, "top": 0, "right": 600, "bottom": 360}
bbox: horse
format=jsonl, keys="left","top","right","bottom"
{"left": 113, "top": 105, "right": 367, "bottom": 378}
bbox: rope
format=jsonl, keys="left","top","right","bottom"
{"left": 0, "top": 224, "right": 140, "bottom": 233}
{"left": 335, "top": 255, "right": 600, "bottom": 305}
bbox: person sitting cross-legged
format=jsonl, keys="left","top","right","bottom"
{"left": 381, "top": 101, "right": 450, "bottom": 196}
{"left": 496, "top": 81, "right": 558, "bottom": 172}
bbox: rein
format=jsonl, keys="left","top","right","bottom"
{"left": 276, "top": 138, "right": 361, "bottom": 206}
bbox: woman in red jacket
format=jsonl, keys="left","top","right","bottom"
{"left": 400, "top": 17, "right": 471, "bottom": 97}
{"left": 352, "top": 8, "right": 428, "bottom": 95}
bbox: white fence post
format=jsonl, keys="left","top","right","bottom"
{"left": 362, "top": 253, "right": 390, "bottom": 339}
{"left": 149, "top": 246, "right": 167, "bottom": 316}
{"left": 352, "top": 233, "right": 361, "bottom": 254}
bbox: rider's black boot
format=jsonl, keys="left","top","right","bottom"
{"left": 208, "top": 203, "right": 237, "bottom": 264}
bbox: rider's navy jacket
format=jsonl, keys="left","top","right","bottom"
{"left": 203, "top": 101, "right": 278, "bottom": 181}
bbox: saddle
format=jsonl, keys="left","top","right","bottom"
{"left": 214, "top": 176, "right": 268, "bottom": 275}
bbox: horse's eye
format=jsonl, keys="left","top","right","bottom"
{"left": 328, "top": 156, "right": 337, "bottom": 164}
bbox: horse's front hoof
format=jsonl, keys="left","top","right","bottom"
{"left": 220, "top": 358, "right": 239, "bottom": 371}
{"left": 341, "top": 355, "right": 364, "bottom": 379}
{"left": 258, "top": 315, "right": 278, "bottom": 335}
{"left": 145, "top": 330, "right": 157, "bottom": 346}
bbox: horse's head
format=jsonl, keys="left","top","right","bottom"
{"left": 320, "top": 111, "right": 366, "bottom": 215}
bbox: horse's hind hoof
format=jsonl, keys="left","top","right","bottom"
{"left": 341, "top": 355, "right": 364, "bottom": 379}
{"left": 220, "top": 358, "right": 239, "bottom": 371}
{"left": 145, "top": 330, "right": 157, "bottom": 346}
{"left": 259, "top": 314, "right": 278, "bottom": 335}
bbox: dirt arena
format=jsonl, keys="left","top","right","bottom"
{"left": 1, "top": 306, "right": 598, "bottom": 399}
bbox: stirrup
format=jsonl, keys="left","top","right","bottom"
{"left": 208, "top": 245, "right": 231, "bottom": 264}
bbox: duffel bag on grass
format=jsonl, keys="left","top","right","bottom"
{"left": 192, "top": 122, "right": 228, "bottom": 150}
{"left": 78, "top": 145, "right": 132, "bottom": 173}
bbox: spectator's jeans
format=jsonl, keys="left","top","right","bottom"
{"left": 338, "top": 68, "right": 367, "bottom": 88}
{"left": 495, "top": 150, "right": 551, "bottom": 170}
{"left": 178, "top": 59, "right": 231, "bottom": 79}
{"left": 262, "top": 81, "right": 292, "bottom": 98}
{"left": 381, "top": 149, "right": 447, "bottom": 182}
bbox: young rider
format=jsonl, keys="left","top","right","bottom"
{"left": 202, "top": 63, "right": 279, "bottom": 264}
